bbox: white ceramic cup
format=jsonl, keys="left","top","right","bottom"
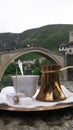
{"left": 11, "top": 75, "right": 39, "bottom": 97}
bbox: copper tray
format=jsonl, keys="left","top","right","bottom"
{"left": 0, "top": 103, "right": 73, "bottom": 112}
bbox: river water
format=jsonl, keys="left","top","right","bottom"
{"left": 0, "top": 81, "right": 73, "bottom": 130}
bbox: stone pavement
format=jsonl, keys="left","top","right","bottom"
{"left": 0, "top": 108, "right": 73, "bottom": 130}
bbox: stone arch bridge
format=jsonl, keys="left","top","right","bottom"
{"left": 0, "top": 46, "right": 64, "bottom": 80}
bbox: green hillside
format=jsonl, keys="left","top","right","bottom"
{"left": 20, "top": 24, "right": 73, "bottom": 51}
{"left": 0, "top": 24, "right": 73, "bottom": 51}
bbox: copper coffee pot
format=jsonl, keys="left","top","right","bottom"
{"left": 36, "top": 64, "right": 73, "bottom": 102}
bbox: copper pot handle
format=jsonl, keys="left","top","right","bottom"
{"left": 41, "top": 66, "right": 73, "bottom": 73}
{"left": 60, "top": 66, "right": 73, "bottom": 71}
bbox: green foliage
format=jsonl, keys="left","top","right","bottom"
{"left": 4, "top": 62, "right": 21, "bottom": 75}
{"left": 1, "top": 76, "right": 13, "bottom": 87}
{"left": 4, "top": 63, "right": 17, "bottom": 75}
{"left": 31, "top": 59, "right": 41, "bottom": 75}
{"left": 32, "top": 67, "right": 41, "bottom": 75}
{"left": 16, "top": 52, "right": 41, "bottom": 61}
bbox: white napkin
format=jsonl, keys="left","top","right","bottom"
{"left": 0, "top": 85, "right": 73, "bottom": 108}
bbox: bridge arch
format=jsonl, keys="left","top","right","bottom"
{"left": 0, "top": 47, "right": 64, "bottom": 80}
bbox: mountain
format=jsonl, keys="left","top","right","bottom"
{"left": 0, "top": 24, "right": 73, "bottom": 51}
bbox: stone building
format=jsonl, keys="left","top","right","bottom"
{"left": 59, "top": 31, "right": 73, "bottom": 80}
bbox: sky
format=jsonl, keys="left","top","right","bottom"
{"left": 0, "top": 0, "right": 73, "bottom": 33}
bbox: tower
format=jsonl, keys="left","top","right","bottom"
{"left": 69, "top": 31, "right": 73, "bottom": 43}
